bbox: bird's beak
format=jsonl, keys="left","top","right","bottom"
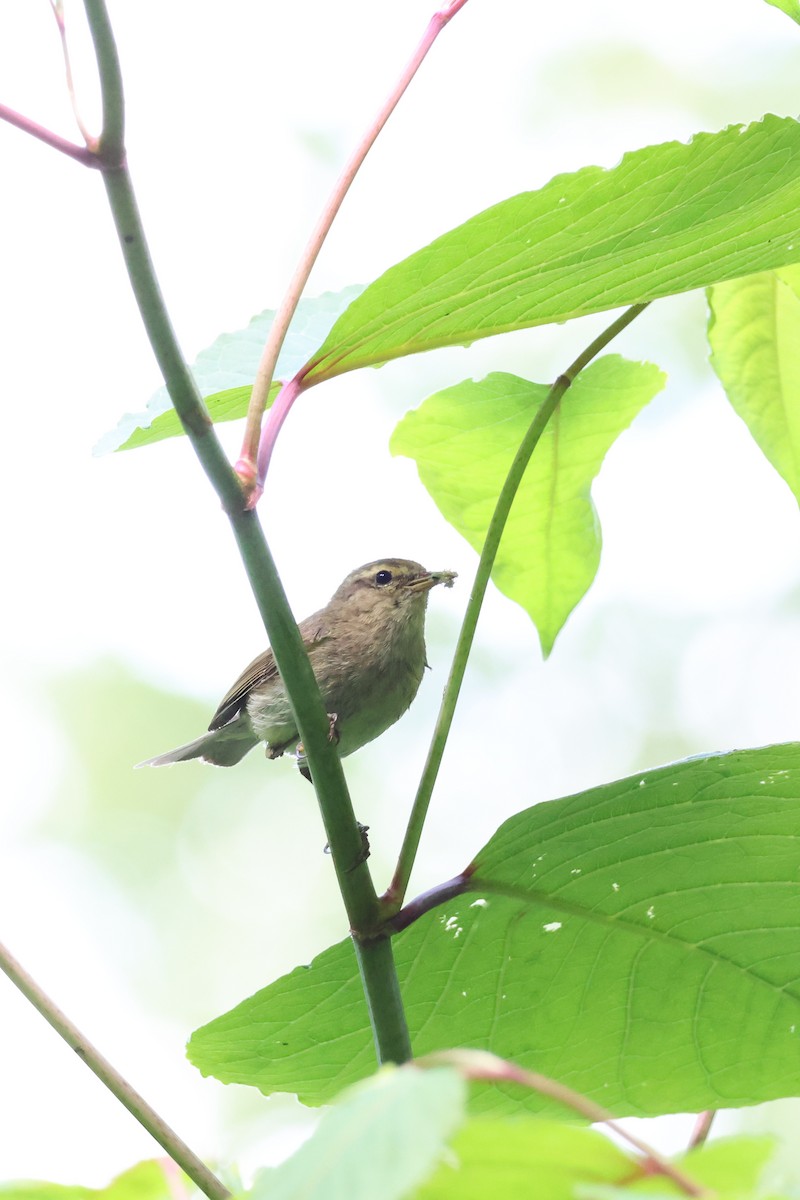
{"left": 411, "top": 569, "right": 457, "bottom": 592}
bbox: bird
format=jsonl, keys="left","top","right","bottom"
{"left": 139, "top": 558, "right": 456, "bottom": 770}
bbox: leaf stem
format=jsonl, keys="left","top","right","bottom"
{"left": 0, "top": 939, "right": 231, "bottom": 1200}
{"left": 388, "top": 873, "right": 473, "bottom": 933}
{"left": 420, "top": 1050, "right": 709, "bottom": 1197}
{"left": 384, "top": 303, "right": 650, "bottom": 912}
{"left": 0, "top": 102, "right": 100, "bottom": 166}
{"left": 49, "top": 0, "right": 95, "bottom": 148}
{"left": 688, "top": 1110, "right": 716, "bottom": 1149}
{"left": 236, "top": 0, "right": 472, "bottom": 503}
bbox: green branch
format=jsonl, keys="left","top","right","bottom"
{"left": 0, "top": 939, "right": 231, "bottom": 1200}
{"left": 84, "top": 0, "right": 124, "bottom": 160}
{"left": 385, "top": 302, "right": 650, "bottom": 912}
{"left": 81, "top": 3, "right": 410, "bottom": 1057}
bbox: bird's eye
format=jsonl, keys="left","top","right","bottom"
{"left": 374, "top": 569, "right": 393, "bottom": 586}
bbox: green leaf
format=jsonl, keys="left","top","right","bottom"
{"left": 414, "top": 1119, "right": 632, "bottom": 1200}
{"left": 708, "top": 266, "right": 800, "bottom": 504}
{"left": 390, "top": 357, "right": 665, "bottom": 654}
{"left": 0, "top": 1162, "right": 175, "bottom": 1200}
{"left": 303, "top": 117, "right": 800, "bottom": 383}
{"left": 762, "top": 0, "right": 800, "bottom": 26}
{"left": 243, "top": 1066, "right": 466, "bottom": 1200}
{"left": 109, "top": 382, "right": 281, "bottom": 454}
{"left": 190, "top": 744, "right": 800, "bottom": 1118}
{"left": 98, "top": 286, "right": 364, "bottom": 453}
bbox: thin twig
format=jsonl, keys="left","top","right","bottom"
{"left": 235, "top": 0, "right": 472, "bottom": 505}
{"left": 383, "top": 302, "right": 650, "bottom": 912}
{"left": 419, "top": 1050, "right": 710, "bottom": 1198}
{"left": 0, "top": 102, "right": 100, "bottom": 166}
{"left": 0, "top": 939, "right": 231, "bottom": 1200}
{"left": 49, "top": 0, "right": 96, "bottom": 147}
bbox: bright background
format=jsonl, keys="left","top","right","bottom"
{"left": 1, "top": 0, "right": 799, "bottom": 1189}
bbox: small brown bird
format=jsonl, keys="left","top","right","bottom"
{"left": 140, "top": 559, "right": 456, "bottom": 769}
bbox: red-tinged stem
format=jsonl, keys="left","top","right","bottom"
{"left": 49, "top": 0, "right": 95, "bottom": 146}
{"left": 0, "top": 102, "right": 101, "bottom": 166}
{"left": 688, "top": 1110, "right": 716, "bottom": 1149}
{"left": 237, "top": 0, "right": 472, "bottom": 501}
{"left": 420, "top": 1050, "right": 709, "bottom": 1198}
{"left": 388, "top": 872, "right": 473, "bottom": 933}
{"left": 238, "top": 376, "right": 304, "bottom": 509}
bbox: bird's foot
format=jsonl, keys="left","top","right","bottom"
{"left": 323, "top": 822, "right": 371, "bottom": 866}
{"left": 294, "top": 713, "right": 338, "bottom": 773}
{"left": 351, "top": 821, "right": 371, "bottom": 867}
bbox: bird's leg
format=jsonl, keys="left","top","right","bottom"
{"left": 293, "top": 718, "right": 366, "bottom": 861}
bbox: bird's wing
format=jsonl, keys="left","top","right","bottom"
{"left": 208, "top": 617, "right": 330, "bottom": 731}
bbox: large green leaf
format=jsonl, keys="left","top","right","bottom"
{"left": 243, "top": 1066, "right": 465, "bottom": 1200}
{"left": 708, "top": 266, "right": 800, "bottom": 504}
{"left": 302, "top": 117, "right": 800, "bottom": 383}
{"left": 189, "top": 744, "right": 800, "bottom": 1117}
{"left": 99, "top": 286, "right": 363, "bottom": 453}
{"left": 390, "top": 357, "right": 665, "bottom": 654}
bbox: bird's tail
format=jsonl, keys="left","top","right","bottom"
{"left": 137, "top": 720, "right": 259, "bottom": 768}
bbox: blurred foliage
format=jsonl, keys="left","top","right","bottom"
{"left": 0, "top": 1161, "right": 180, "bottom": 1200}
{"left": 37, "top": 662, "right": 353, "bottom": 1023}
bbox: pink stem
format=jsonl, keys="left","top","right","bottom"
{"left": 237, "top": 0, "right": 472, "bottom": 501}
{"left": 420, "top": 1050, "right": 709, "bottom": 1198}
{"left": 237, "top": 376, "right": 303, "bottom": 510}
{"left": 49, "top": 0, "right": 95, "bottom": 146}
{"left": 688, "top": 1110, "right": 716, "bottom": 1149}
{"left": 0, "top": 102, "right": 100, "bottom": 166}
